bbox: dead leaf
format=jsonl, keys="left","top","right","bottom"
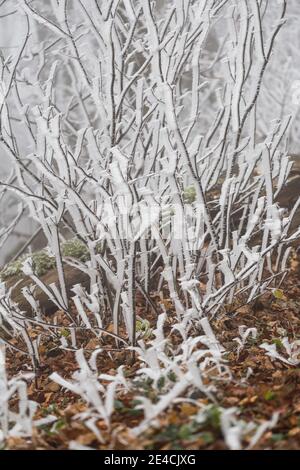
{"left": 77, "top": 432, "right": 98, "bottom": 445}
{"left": 288, "top": 427, "right": 300, "bottom": 437}
{"left": 180, "top": 403, "right": 198, "bottom": 416}
{"left": 44, "top": 382, "right": 60, "bottom": 392}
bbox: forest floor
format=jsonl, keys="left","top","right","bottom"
{"left": 4, "top": 250, "right": 300, "bottom": 450}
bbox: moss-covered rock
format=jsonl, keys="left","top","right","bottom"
{"left": 0, "top": 238, "right": 93, "bottom": 281}
{"left": 0, "top": 251, "right": 56, "bottom": 280}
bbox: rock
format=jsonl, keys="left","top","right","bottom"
{"left": 3, "top": 264, "right": 89, "bottom": 316}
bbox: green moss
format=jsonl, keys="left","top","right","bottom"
{"left": 0, "top": 251, "right": 56, "bottom": 280}
{"left": 0, "top": 257, "right": 25, "bottom": 280}
{"left": 183, "top": 186, "right": 196, "bottom": 204}
{"left": 32, "top": 251, "right": 56, "bottom": 276}
{"left": 61, "top": 239, "right": 90, "bottom": 262}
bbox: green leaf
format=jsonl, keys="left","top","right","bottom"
{"left": 273, "top": 289, "right": 287, "bottom": 301}
{"left": 157, "top": 376, "right": 166, "bottom": 390}
{"left": 178, "top": 424, "right": 193, "bottom": 440}
{"left": 205, "top": 405, "right": 221, "bottom": 429}
{"left": 272, "top": 338, "right": 283, "bottom": 349}
{"left": 271, "top": 433, "right": 285, "bottom": 442}
{"left": 200, "top": 431, "right": 215, "bottom": 444}
{"left": 114, "top": 399, "right": 124, "bottom": 411}
{"left": 52, "top": 418, "right": 66, "bottom": 432}
{"left": 264, "top": 390, "right": 276, "bottom": 401}
{"left": 167, "top": 371, "right": 177, "bottom": 383}
{"left": 60, "top": 328, "right": 70, "bottom": 338}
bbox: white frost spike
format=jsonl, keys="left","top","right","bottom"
{"left": 220, "top": 408, "right": 245, "bottom": 450}
{"left": 73, "top": 295, "right": 92, "bottom": 329}
{"left": 123, "top": 0, "right": 136, "bottom": 22}
{"left": 265, "top": 205, "right": 282, "bottom": 243}
{"left": 131, "top": 379, "right": 189, "bottom": 436}
{"left": 152, "top": 313, "right": 167, "bottom": 348}
{"left": 260, "top": 338, "right": 300, "bottom": 366}
{"left": 0, "top": 345, "right": 37, "bottom": 443}
{"left": 234, "top": 326, "right": 257, "bottom": 357}
{"left": 199, "top": 317, "right": 225, "bottom": 357}
{"left": 247, "top": 412, "right": 279, "bottom": 449}
{"left": 161, "top": 83, "right": 177, "bottom": 131}
{"left": 21, "top": 257, "right": 34, "bottom": 276}
{"left": 69, "top": 441, "right": 92, "bottom": 450}
{"left": 110, "top": 146, "right": 129, "bottom": 179}
{"left": 35, "top": 415, "right": 57, "bottom": 427}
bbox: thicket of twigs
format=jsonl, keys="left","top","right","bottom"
{"left": 0, "top": 0, "right": 300, "bottom": 450}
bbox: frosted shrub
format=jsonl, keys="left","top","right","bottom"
{"left": 0, "top": 0, "right": 299, "bottom": 449}
{"left": 0, "top": 0, "right": 297, "bottom": 350}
